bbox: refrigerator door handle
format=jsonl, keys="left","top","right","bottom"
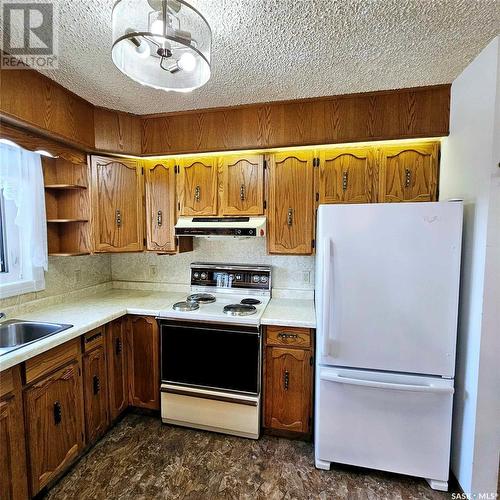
{"left": 322, "top": 237, "right": 333, "bottom": 358}
{"left": 320, "top": 372, "right": 454, "bottom": 394}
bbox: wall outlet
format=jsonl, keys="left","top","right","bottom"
{"left": 149, "top": 265, "right": 158, "bottom": 278}
{"left": 301, "top": 271, "right": 311, "bottom": 284}
{"left": 74, "top": 269, "right": 82, "bottom": 284}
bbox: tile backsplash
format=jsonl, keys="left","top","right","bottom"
{"left": 112, "top": 239, "right": 315, "bottom": 292}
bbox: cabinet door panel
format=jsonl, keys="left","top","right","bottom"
{"left": 178, "top": 158, "right": 217, "bottom": 215}
{"left": 106, "top": 319, "right": 128, "bottom": 420}
{"left": 379, "top": 143, "right": 438, "bottom": 202}
{"left": 127, "top": 316, "right": 160, "bottom": 410}
{"left": 24, "top": 362, "right": 84, "bottom": 495}
{"left": 264, "top": 347, "right": 312, "bottom": 433}
{"left": 145, "top": 161, "right": 176, "bottom": 252}
{"left": 91, "top": 156, "right": 143, "bottom": 252}
{"left": 83, "top": 346, "right": 109, "bottom": 444}
{"left": 220, "top": 155, "right": 264, "bottom": 215}
{"left": 319, "top": 147, "right": 375, "bottom": 203}
{"left": 268, "top": 152, "right": 314, "bottom": 254}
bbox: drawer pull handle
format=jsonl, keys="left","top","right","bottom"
{"left": 342, "top": 171, "right": 348, "bottom": 191}
{"left": 85, "top": 331, "right": 102, "bottom": 343}
{"left": 284, "top": 370, "right": 289, "bottom": 390}
{"left": 287, "top": 208, "right": 293, "bottom": 226}
{"left": 115, "top": 337, "right": 122, "bottom": 355}
{"left": 115, "top": 209, "right": 122, "bottom": 227}
{"left": 194, "top": 185, "right": 201, "bottom": 202}
{"left": 278, "top": 332, "right": 299, "bottom": 339}
{"left": 405, "top": 168, "right": 412, "bottom": 188}
{"left": 53, "top": 401, "right": 62, "bottom": 425}
{"left": 240, "top": 184, "right": 246, "bottom": 201}
{"left": 157, "top": 210, "right": 163, "bottom": 227}
{"left": 93, "top": 375, "right": 100, "bottom": 395}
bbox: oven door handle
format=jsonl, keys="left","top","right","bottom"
{"left": 161, "top": 386, "right": 259, "bottom": 407}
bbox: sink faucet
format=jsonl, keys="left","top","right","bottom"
{"left": 0, "top": 312, "right": 5, "bottom": 321}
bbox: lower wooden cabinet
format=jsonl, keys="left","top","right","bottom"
{"left": 263, "top": 326, "right": 314, "bottom": 436}
{"left": 106, "top": 318, "right": 128, "bottom": 420}
{"left": 0, "top": 367, "right": 28, "bottom": 500}
{"left": 127, "top": 315, "right": 160, "bottom": 410}
{"left": 83, "top": 346, "right": 109, "bottom": 444}
{"left": 24, "top": 361, "right": 84, "bottom": 495}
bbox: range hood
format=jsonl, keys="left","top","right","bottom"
{"left": 175, "top": 216, "right": 266, "bottom": 237}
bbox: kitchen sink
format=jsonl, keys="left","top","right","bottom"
{"left": 0, "top": 320, "right": 73, "bottom": 355}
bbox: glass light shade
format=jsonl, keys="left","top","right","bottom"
{"left": 112, "top": 0, "right": 211, "bottom": 92}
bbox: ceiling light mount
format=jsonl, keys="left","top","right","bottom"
{"left": 111, "top": 0, "right": 211, "bottom": 92}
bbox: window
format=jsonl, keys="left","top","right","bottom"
{"left": 0, "top": 141, "right": 48, "bottom": 298}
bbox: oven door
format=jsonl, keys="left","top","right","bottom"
{"left": 160, "top": 320, "right": 261, "bottom": 395}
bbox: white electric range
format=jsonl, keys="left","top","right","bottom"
{"left": 157, "top": 262, "right": 272, "bottom": 439}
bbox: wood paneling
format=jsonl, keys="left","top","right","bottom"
{"left": 106, "top": 319, "right": 128, "bottom": 420}
{"left": 25, "top": 339, "right": 80, "bottom": 384}
{"left": 141, "top": 86, "right": 450, "bottom": 155}
{"left": 83, "top": 346, "right": 109, "bottom": 444}
{"left": 267, "top": 151, "right": 315, "bottom": 254}
{"left": 0, "top": 367, "right": 28, "bottom": 500}
{"left": 0, "top": 68, "right": 94, "bottom": 149}
{"left": 319, "top": 147, "right": 376, "bottom": 204}
{"left": 220, "top": 154, "right": 264, "bottom": 215}
{"left": 177, "top": 157, "right": 218, "bottom": 216}
{"left": 24, "top": 361, "right": 84, "bottom": 495}
{"left": 94, "top": 108, "right": 141, "bottom": 155}
{"left": 90, "top": 155, "right": 144, "bottom": 252}
{"left": 378, "top": 142, "right": 439, "bottom": 202}
{"left": 145, "top": 160, "right": 177, "bottom": 252}
{"left": 127, "top": 316, "right": 160, "bottom": 410}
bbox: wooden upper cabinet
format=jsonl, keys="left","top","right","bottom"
{"left": 127, "top": 316, "right": 160, "bottom": 410}
{"left": 145, "top": 160, "right": 176, "bottom": 252}
{"left": 264, "top": 346, "right": 312, "bottom": 434}
{"left": 378, "top": 143, "right": 438, "bottom": 202}
{"left": 177, "top": 157, "right": 218, "bottom": 216}
{"left": 90, "top": 155, "right": 144, "bottom": 252}
{"left": 319, "top": 147, "right": 376, "bottom": 204}
{"left": 24, "top": 362, "right": 84, "bottom": 495}
{"left": 220, "top": 154, "right": 264, "bottom": 215}
{"left": 267, "top": 151, "right": 314, "bottom": 254}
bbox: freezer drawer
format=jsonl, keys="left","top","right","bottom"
{"left": 315, "top": 367, "right": 454, "bottom": 486}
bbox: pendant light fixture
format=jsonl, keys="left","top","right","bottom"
{"left": 111, "top": 0, "right": 211, "bottom": 92}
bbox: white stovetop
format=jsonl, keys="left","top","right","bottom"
{"left": 159, "top": 292, "right": 271, "bottom": 326}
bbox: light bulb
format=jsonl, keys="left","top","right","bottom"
{"left": 135, "top": 41, "right": 150, "bottom": 58}
{"left": 151, "top": 19, "right": 164, "bottom": 35}
{"left": 178, "top": 52, "right": 196, "bottom": 72}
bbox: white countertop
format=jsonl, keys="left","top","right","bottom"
{"left": 261, "top": 298, "right": 316, "bottom": 328}
{"left": 0, "top": 290, "right": 316, "bottom": 372}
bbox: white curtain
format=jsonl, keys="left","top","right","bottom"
{"left": 0, "top": 142, "right": 48, "bottom": 271}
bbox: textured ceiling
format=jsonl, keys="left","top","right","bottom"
{"left": 35, "top": 0, "right": 500, "bottom": 114}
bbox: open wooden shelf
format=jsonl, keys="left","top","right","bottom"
{"left": 45, "top": 184, "right": 87, "bottom": 190}
{"left": 43, "top": 156, "right": 92, "bottom": 255}
{"left": 47, "top": 219, "right": 89, "bottom": 223}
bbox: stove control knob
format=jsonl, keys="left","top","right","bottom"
{"left": 235, "top": 274, "right": 242, "bottom": 281}
{"left": 252, "top": 275, "right": 260, "bottom": 283}
{"left": 200, "top": 272, "right": 208, "bottom": 280}
{"left": 260, "top": 275, "right": 268, "bottom": 283}
{"left": 193, "top": 272, "right": 200, "bottom": 279}
{"left": 248, "top": 229, "right": 254, "bottom": 235}
{"left": 235, "top": 229, "right": 242, "bottom": 235}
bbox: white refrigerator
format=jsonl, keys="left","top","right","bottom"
{"left": 314, "top": 201, "right": 463, "bottom": 492}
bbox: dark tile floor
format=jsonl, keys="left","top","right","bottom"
{"left": 44, "top": 413, "right": 456, "bottom": 499}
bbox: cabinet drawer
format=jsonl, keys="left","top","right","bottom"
{"left": 25, "top": 339, "right": 80, "bottom": 384}
{"left": 82, "top": 326, "right": 105, "bottom": 353}
{"left": 0, "top": 368, "right": 14, "bottom": 398}
{"left": 265, "top": 326, "right": 311, "bottom": 348}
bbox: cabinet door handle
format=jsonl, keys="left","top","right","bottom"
{"left": 115, "top": 209, "right": 122, "bottom": 227}
{"left": 278, "top": 332, "right": 299, "bottom": 340}
{"left": 240, "top": 184, "right": 246, "bottom": 201}
{"left": 287, "top": 208, "right": 293, "bottom": 226}
{"left": 405, "top": 168, "right": 412, "bottom": 188}
{"left": 115, "top": 337, "right": 122, "bottom": 355}
{"left": 283, "top": 370, "right": 289, "bottom": 390}
{"left": 342, "top": 171, "right": 348, "bottom": 191}
{"left": 157, "top": 210, "right": 163, "bottom": 227}
{"left": 53, "top": 401, "right": 62, "bottom": 425}
{"left": 93, "top": 375, "right": 100, "bottom": 395}
{"left": 194, "top": 185, "right": 201, "bottom": 202}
